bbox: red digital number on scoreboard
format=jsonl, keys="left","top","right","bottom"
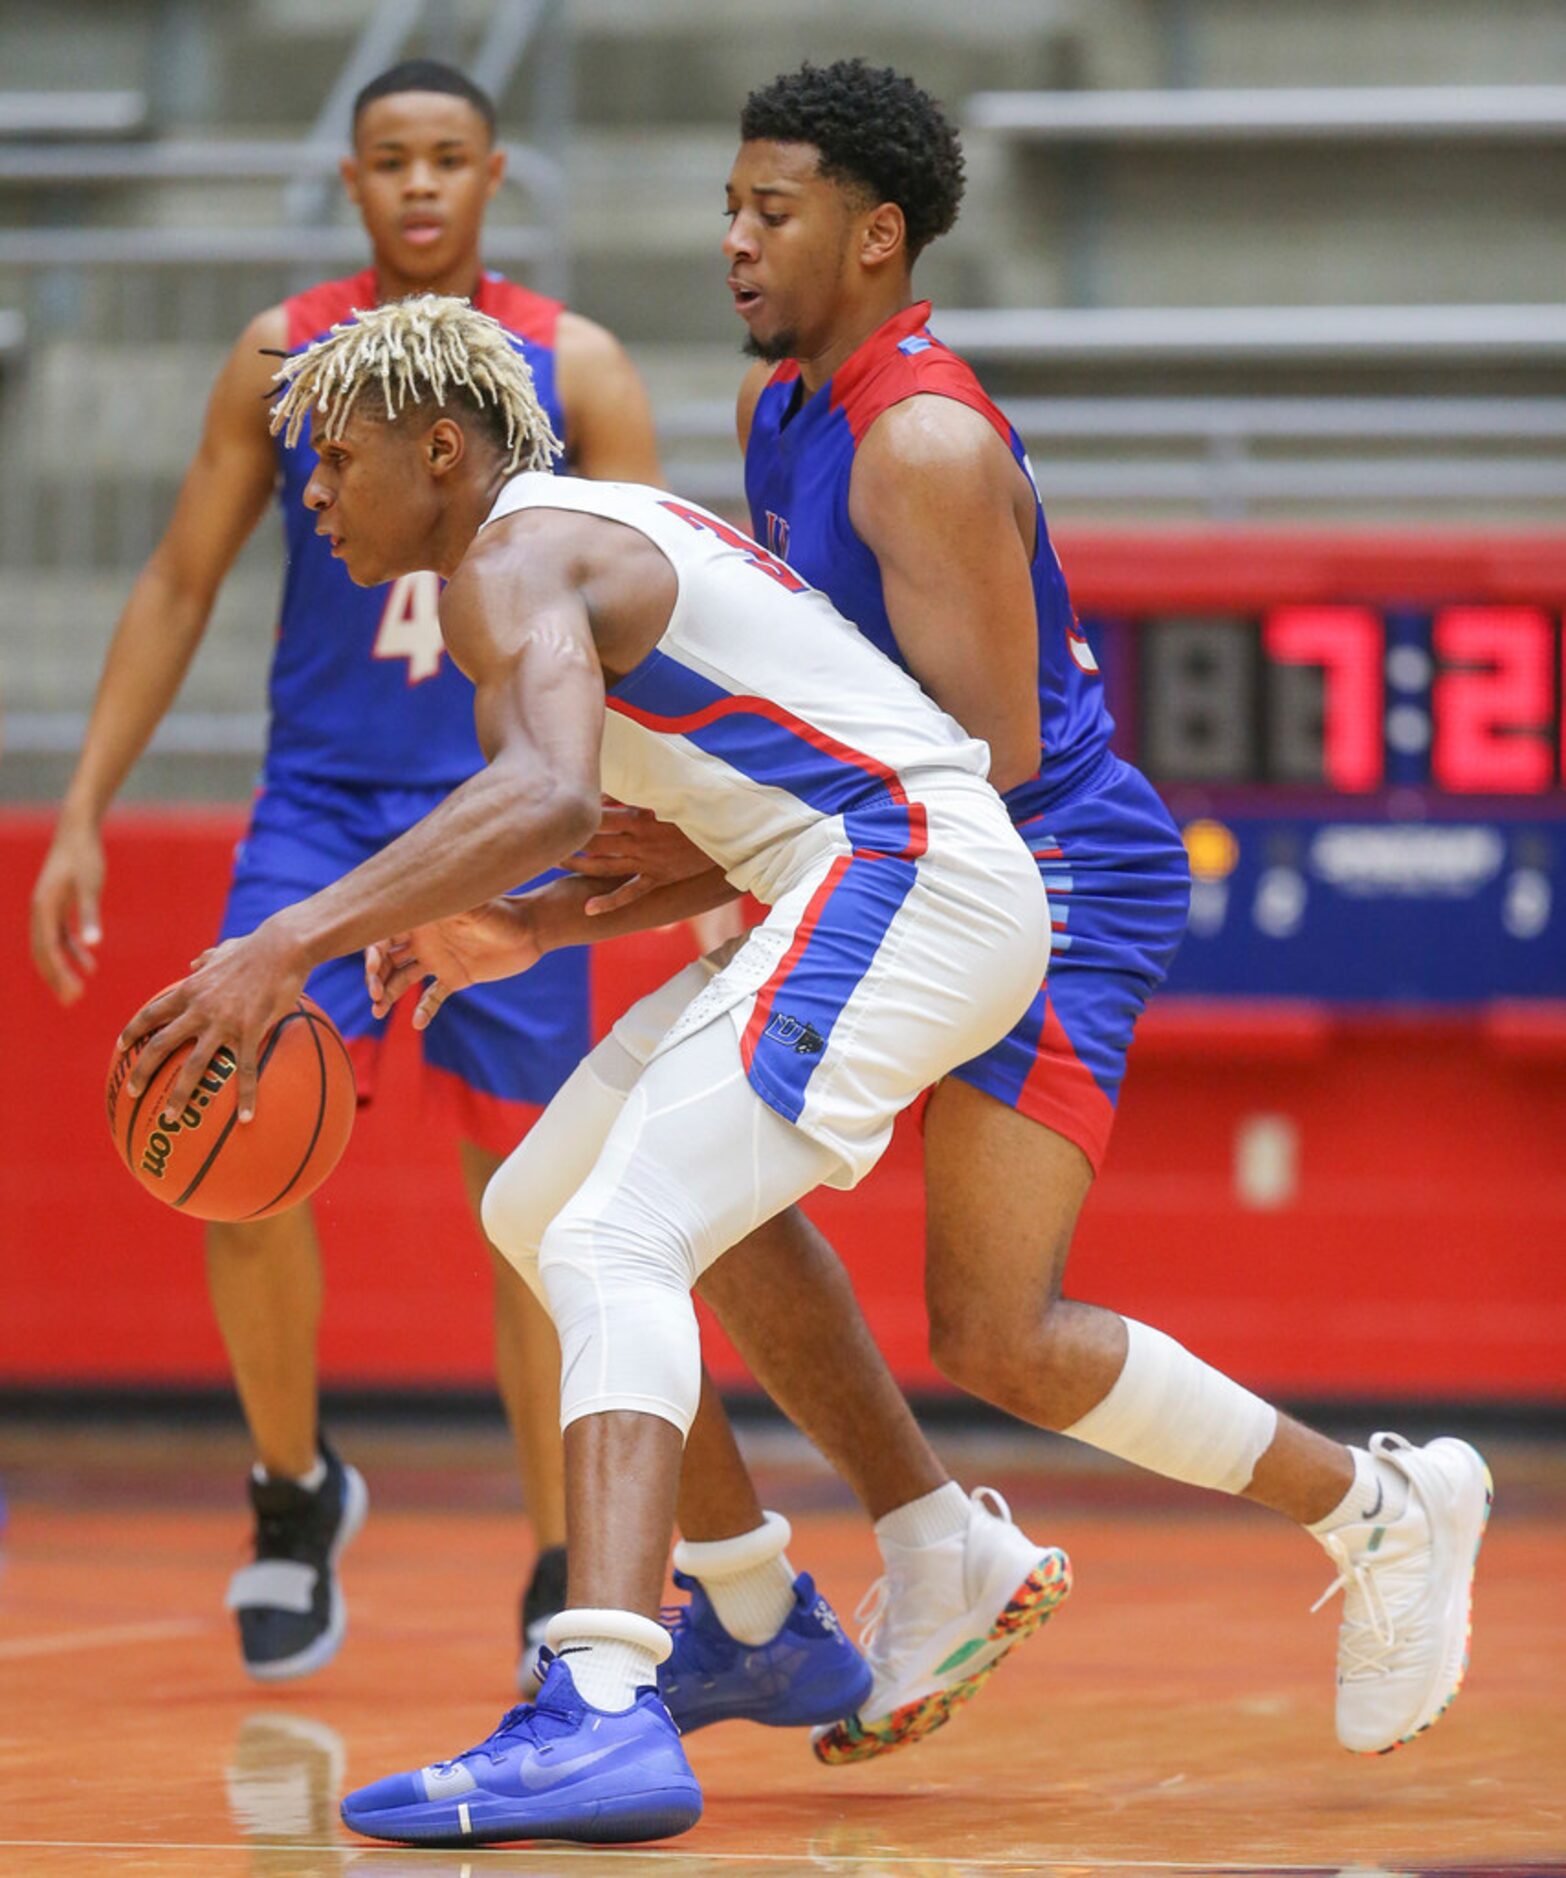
{"left": 1135, "top": 604, "right": 1563, "bottom": 793}
{"left": 1430, "top": 606, "right": 1557, "bottom": 794}
{"left": 1262, "top": 605, "right": 1385, "bottom": 793}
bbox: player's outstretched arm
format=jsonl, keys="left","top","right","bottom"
{"left": 849, "top": 395, "right": 1043, "bottom": 793}
{"left": 29, "top": 307, "right": 285, "bottom": 1003}
{"left": 555, "top": 311, "right": 663, "bottom": 484}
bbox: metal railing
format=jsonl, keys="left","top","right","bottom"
{"left": 657, "top": 395, "right": 1566, "bottom": 517}
{"left": 965, "top": 84, "right": 1566, "bottom": 143}
{"left": 930, "top": 306, "right": 1566, "bottom": 364}
{"left": 0, "top": 91, "right": 147, "bottom": 139}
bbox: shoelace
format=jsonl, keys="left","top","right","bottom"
{"left": 1309, "top": 1532, "right": 1399, "bottom": 1680}
{"left": 438, "top": 1697, "right": 580, "bottom": 1770}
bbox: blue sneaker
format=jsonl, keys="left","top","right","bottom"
{"left": 658, "top": 1569, "right": 872, "bottom": 1733}
{"left": 340, "top": 1656, "right": 702, "bottom": 1847}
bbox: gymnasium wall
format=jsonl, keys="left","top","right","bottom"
{"left": 5, "top": 532, "right": 1564, "bottom": 1407}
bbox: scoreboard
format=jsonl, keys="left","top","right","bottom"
{"left": 1070, "top": 534, "right": 1566, "bottom": 1005}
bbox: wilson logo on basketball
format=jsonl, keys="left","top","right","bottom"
{"left": 139, "top": 1049, "right": 239, "bottom": 1179}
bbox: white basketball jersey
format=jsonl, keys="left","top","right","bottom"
{"left": 480, "top": 474, "right": 993, "bottom": 902}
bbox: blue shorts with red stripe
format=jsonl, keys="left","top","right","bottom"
{"left": 219, "top": 776, "right": 591, "bottom": 1157}
{"left": 948, "top": 753, "right": 1190, "bottom": 1172}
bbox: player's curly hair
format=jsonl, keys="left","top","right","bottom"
{"left": 740, "top": 59, "right": 965, "bottom": 259}
{"left": 268, "top": 293, "right": 561, "bottom": 475}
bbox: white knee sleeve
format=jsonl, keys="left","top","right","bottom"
{"left": 539, "top": 1077, "right": 707, "bottom": 1436}
{"left": 1061, "top": 1317, "right": 1278, "bottom": 1494}
{"left": 480, "top": 1038, "right": 642, "bottom": 1303}
{"left": 539, "top": 1019, "right": 839, "bottom": 1440}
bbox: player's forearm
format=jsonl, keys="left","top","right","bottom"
{"left": 529, "top": 867, "right": 741, "bottom": 951}
{"left": 271, "top": 762, "right": 601, "bottom": 971}
{"left": 58, "top": 562, "right": 215, "bottom": 827}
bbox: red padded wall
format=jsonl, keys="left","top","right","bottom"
{"left": 4, "top": 808, "right": 1563, "bottom": 1400}
{"left": 6, "top": 533, "right": 1566, "bottom": 1402}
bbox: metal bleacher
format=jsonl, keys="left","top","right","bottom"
{"left": 2, "top": 0, "right": 1562, "bottom": 800}
{"left": 663, "top": 74, "right": 1566, "bottom": 522}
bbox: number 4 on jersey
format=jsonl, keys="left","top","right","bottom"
{"left": 373, "top": 571, "right": 445, "bottom": 684}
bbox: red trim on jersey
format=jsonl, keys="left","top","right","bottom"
{"left": 1013, "top": 1000, "right": 1116, "bottom": 1174}
{"left": 473, "top": 273, "right": 562, "bottom": 349}
{"left": 827, "top": 300, "right": 1014, "bottom": 450}
{"left": 607, "top": 692, "right": 913, "bottom": 807}
{"left": 285, "top": 268, "right": 378, "bottom": 350}
{"left": 282, "top": 269, "right": 562, "bottom": 349}
{"left": 740, "top": 855, "right": 851, "bottom": 1072}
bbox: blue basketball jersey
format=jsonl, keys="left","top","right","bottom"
{"left": 744, "top": 300, "right": 1115, "bottom": 811}
{"left": 265, "top": 269, "right": 566, "bottom": 789}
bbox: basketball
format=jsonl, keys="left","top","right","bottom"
{"left": 105, "top": 994, "right": 356, "bottom": 1221}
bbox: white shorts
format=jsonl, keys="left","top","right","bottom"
{"left": 611, "top": 779, "right": 1050, "bottom": 1188}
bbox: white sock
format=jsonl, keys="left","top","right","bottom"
{"left": 255, "top": 1456, "right": 326, "bottom": 1493}
{"left": 551, "top": 1635, "right": 659, "bottom": 1711}
{"left": 1308, "top": 1444, "right": 1410, "bottom": 1539}
{"left": 874, "top": 1481, "right": 969, "bottom": 1554}
{"left": 672, "top": 1511, "right": 797, "bottom": 1646}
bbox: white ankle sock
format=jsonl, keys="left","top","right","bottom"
{"left": 1308, "top": 1444, "right": 1410, "bottom": 1539}
{"left": 873, "top": 1481, "right": 969, "bottom": 1553}
{"left": 672, "top": 1511, "right": 797, "bottom": 1646}
{"left": 255, "top": 1456, "right": 326, "bottom": 1493}
{"left": 551, "top": 1636, "right": 658, "bottom": 1711}
{"left": 544, "top": 1608, "right": 670, "bottom": 1713}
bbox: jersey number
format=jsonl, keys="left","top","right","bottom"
{"left": 374, "top": 571, "right": 445, "bottom": 684}
{"left": 660, "top": 500, "right": 807, "bottom": 593}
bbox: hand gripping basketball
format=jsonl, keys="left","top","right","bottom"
{"left": 118, "top": 923, "right": 310, "bottom": 1124}
{"left": 107, "top": 989, "right": 355, "bottom": 1222}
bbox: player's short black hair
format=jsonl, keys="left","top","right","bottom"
{"left": 740, "top": 59, "right": 965, "bottom": 259}
{"left": 351, "top": 59, "right": 496, "bottom": 140}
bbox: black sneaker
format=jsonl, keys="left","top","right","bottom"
{"left": 516, "top": 1542, "right": 569, "bottom": 1692}
{"left": 225, "top": 1440, "right": 369, "bottom": 1681}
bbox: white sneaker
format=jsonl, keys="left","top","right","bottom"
{"left": 811, "top": 1487, "right": 1070, "bottom": 1766}
{"left": 1312, "top": 1432, "right": 1492, "bottom": 1754}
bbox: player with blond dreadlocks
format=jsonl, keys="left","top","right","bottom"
{"left": 120, "top": 291, "right": 1057, "bottom": 1846}
{"left": 31, "top": 60, "right": 662, "bottom": 1689}
{"left": 271, "top": 293, "right": 563, "bottom": 475}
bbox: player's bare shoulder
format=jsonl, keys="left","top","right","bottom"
{"left": 215, "top": 304, "right": 293, "bottom": 434}
{"left": 850, "top": 394, "right": 1032, "bottom": 544}
{"left": 555, "top": 311, "right": 659, "bottom": 481}
{"left": 856, "top": 392, "right": 1008, "bottom": 479}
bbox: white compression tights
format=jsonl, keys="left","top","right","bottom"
{"left": 481, "top": 1020, "right": 840, "bottom": 1438}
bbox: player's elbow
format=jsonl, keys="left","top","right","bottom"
{"left": 500, "top": 768, "right": 600, "bottom": 859}
{"left": 550, "top": 782, "right": 603, "bottom": 854}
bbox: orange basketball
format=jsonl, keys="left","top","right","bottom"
{"left": 106, "top": 994, "right": 357, "bottom": 1221}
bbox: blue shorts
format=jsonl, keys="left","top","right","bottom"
{"left": 950, "top": 754, "right": 1191, "bottom": 1171}
{"left": 220, "top": 776, "right": 591, "bottom": 1155}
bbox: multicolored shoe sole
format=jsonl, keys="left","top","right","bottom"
{"left": 1361, "top": 1458, "right": 1494, "bottom": 1757}
{"left": 811, "top": 1548, "right": 1072, "bottom": 1767}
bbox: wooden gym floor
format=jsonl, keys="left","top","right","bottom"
{"left": 0, "top": 1421, "right": 1561, "bottom": 1877}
